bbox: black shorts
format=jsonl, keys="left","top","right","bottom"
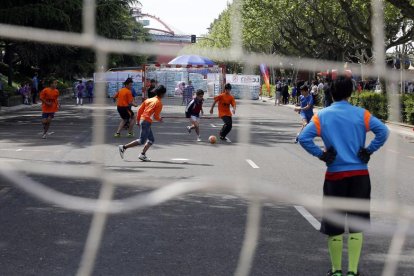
{"left": 320, "top": 174, "right": 371, "bottom": 236}
{"left": 117, "top": 106, "right": 134, "bottom": 120}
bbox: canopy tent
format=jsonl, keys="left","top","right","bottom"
{"left": 168, "top": 55, "right": 215, "bottom": 66}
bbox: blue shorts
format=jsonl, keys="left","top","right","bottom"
{"left": 138, "top": 120, "right": 154, "bottom": 144}
{"left": 42, "top": 112, "right": 55, "bottom": 119}
{"left": 300, "top": 113, "right": 313, "bottom": 123}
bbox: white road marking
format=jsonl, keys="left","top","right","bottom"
{"left": 294, "top": 205, "right": 321, "bottom": 230}
{"left": 408, "top": 156, "right": 414, "bottom": 159}
{"left": 246, "top": 159, "right": 259, "bottom": 169}
{"left": 210, "top": 124, "right": 217, "bottom": 128}
{"left": 171, "top": 158, "right": 189, "bottom": 161}
{"left": 0, "top": 149, "right": 61, "bottom": 152}
{"left": 48, "top": 132, "right": 55, "bottom": 135}
{"left": 387, "top": 149, "right": 399, "bottom": 154}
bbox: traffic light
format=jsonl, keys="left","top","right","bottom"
{"left": 191, "top": 35, "right": 196, "bottom": 43}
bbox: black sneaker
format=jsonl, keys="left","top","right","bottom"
{"left": 346, "top": 272, "right": 359, "bottom": 276}
{"left": 327, "top": 270, "right": 342, "bottom": 276}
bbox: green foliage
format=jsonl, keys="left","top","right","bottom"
{"left": 0, "top": 0, "right": 150, "bottom": 83}
{"left": 401, "top": 94, "right": 414, "bottom": 124}
{"left": 198, "top": 0, "right": 414, "bottom": 63}
{"left": 350, "top": 92, "right": 414, "bottom": 124}
{"left": 350, "top": 92, "right": 389, "bottom": 120}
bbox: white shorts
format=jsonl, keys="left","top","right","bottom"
{"left": 190, "top": 115, "right": 200, "bottom": 122}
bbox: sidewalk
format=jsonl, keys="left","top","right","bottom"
{"left": 260, "top": 96, "right": 414, "bottom": 138}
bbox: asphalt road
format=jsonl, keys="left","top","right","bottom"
{"left": 0, "top": 96, "right": 413, "bottom": 276}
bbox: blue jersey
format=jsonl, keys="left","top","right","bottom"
{"left": 298, "top": 100, "right": 389, "bottom": 172}
{"left": 300, "top": 94, "right": 314, "bottom": 118}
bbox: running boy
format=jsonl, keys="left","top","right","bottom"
{"left": 209, "top": 83, "right": 236, "bottom": 143}
{"left": 298, "top": 75, "right": 389, "bottom": 276}
{"left": 39, "top": 78, "right": 60, "bottom": 139}
{"left": 294, "top": 84, "right": 314, "bottom": 143}
{"left": 113, "top": 78, "right": 137, "bottom": 137}
{"left": 118, "top": 85, "right": 166, "bottom": 161}
{"left": 185, "top": 89, "right": 204, "bottom": 142}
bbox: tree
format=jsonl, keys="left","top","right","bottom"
{"left": 197, "top": 0, "right": 414, "bottom": 66}
{"left": 0, "top": 0, "right": 149, "bottom": 84}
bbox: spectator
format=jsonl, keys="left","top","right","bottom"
{"left": 76, "top": 80, "right": 85, "bottom": 105}
{"left": 0, "top": 73, "right": 3, "bottom": 99}
{"left": 32, "top": 72, "right": 39, "bottom": 104}
{"left": 317, "top": 79, "right": 324, "bottom": 95}
{"left": 147, "top": 79, "right": 157, "bottom": 99}
{"left": 20, "top": 82, "right": 31, "bottom": 105}
{"left": 282, "top": 81, "right": 289, "bottom": 104}
{"left": 275, "top": 80, "right": 282, "bottom": 106}
{"left": 323, "top": 77, "right": 334, "bottom": 108}
{"left": 291, "top": 84, "right": 298, "bottom": 105}
{"left": 408, "top": 82, "right": 414, "bottom": 94}
{"left": 311, "top": 80, "right": 319, "bottom": 106}
{"left": 183, "top": 81, "right": 195, "bottom": 105}
{"left": 86, "top": 81, "right": 94, "bottom": 103}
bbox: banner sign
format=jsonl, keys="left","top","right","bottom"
{"left": 226, "top": 74, "right": 260, "bottom": 85}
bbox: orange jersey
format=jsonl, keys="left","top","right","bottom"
{"left": 214, "top": 92, "right": 236, "bottom": 117}
{"left": 40, "top": 88, "right": 59, "bottom": 113}
{"left": 137, "top": 96, "right": 163, "bottom": 123}
{"left": 114, "top": 87, "right": 133, "bottom": 107}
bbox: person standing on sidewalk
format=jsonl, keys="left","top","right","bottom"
{"left": 40, "top": 78, "right": 60, "bottom": 139}
{"left": 210, "top": 83, "right": 236, "bottom": 143}
{"left": 298, "top": 75, "right": 389, "bottom": 276}
{"left": 32, "top": 73, "right": 39, "bottom": 104}
{"left": 76, "top": 80, "right": 85, "bottom": 105}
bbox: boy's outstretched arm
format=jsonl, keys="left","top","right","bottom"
{"left": 210, "top": 100, "right": 217, "bottom": 114}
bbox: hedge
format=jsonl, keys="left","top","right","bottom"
{"left": 350, "top": 91, "right": 414, "bottom": 125}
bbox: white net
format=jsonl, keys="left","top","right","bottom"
{"left": 0, "top": 0, "right": 413, "bottom": 275}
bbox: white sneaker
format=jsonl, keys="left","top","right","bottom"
{"left": 197, "top": 137, "right": 202, "bottom": 142}
{"left": 186, "top": 126, "right": 192, "bottom": 134}
{"left": 139, "top": 154, "right": 151, "bottom": 162}
{"left": 220, "top": 137, "right": 231, "bottom": 143}
{"left": 118, "top": 145, "right": 125, "bottom": 159}
{"left": 42, "top": 133, "right": 47, "bottom": 139}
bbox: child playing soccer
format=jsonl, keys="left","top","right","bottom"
{"left": 294, "top": 84, "right": 314, "bottom": 143}
{"left": 298, "top": 75, "right": 389, "bottom": 276}
{"left": 39, "top": 78, "right": 60, "bottom": 139}
{"left": 113, "top": 78, "right": 138, "bottom": 137}
{"left": 185, "top": 89, "right": 204, "bottom": 142}
{"left": 209, "top": 83, "right": 236, "bottom": 143}
{"left": 118, "top": 85, "right": 166, "bottom": 161}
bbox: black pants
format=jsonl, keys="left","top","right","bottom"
{"left": 320, "top": 174, "right": 371, "bottom": 236}
{"left": 220, "top": 116, "right": 232, "bottom": 138}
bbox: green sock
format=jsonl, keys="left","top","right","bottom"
{"left": 348, "top": 232, "right": 363, "bottom": 274}
{"left": 328, "top": 234, "right": 343, "bottom": 272}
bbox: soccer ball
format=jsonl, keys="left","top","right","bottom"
{"left": 208, "top": 135, "right": 217, "bottom": 144}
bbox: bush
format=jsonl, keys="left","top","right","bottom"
{"left": 350, "top": 91, "right": 389, "bottom": 120}
{"left": 402, "top": 94, "right": 414, "bottom": 125}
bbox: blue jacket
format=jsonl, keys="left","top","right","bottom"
{"left": 298, "top": 100, "right": 389, "bottom": 172}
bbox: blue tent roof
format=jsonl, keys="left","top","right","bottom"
{"left": 168, "top": 55, "right": 215, "bottom": 66}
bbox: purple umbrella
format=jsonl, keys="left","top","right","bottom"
{"left": 168, "top": 55, "right": 215, "bottom": 66}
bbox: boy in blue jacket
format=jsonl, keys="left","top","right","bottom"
{"left": 298, "top": 75, "right": 389, "bottom": 276}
